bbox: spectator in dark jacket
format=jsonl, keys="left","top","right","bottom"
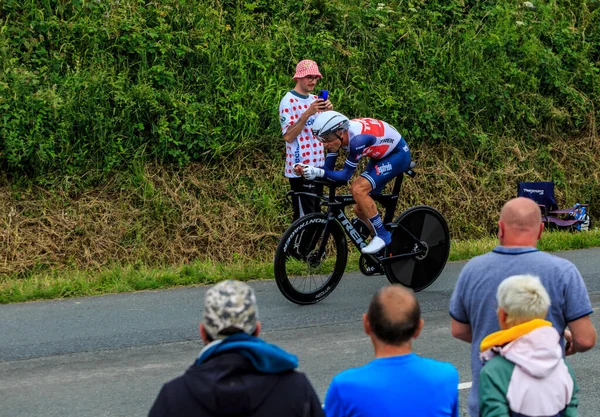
{"left": 148, "top": 280, "right": 324, "bottom": 417}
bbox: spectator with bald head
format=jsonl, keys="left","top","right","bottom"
{"left": 325, "top": 285, "right": 459, "bottom": 417}
{"left": 450, "top": 197, "right": 596, "bottom": 417}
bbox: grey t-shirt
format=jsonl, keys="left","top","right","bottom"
{"left": 449, "top": 246, "right": 593, "bottom": 417}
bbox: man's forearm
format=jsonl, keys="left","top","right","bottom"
{"left": 453, "top": 332, "right": 472, "bottom": 343}
{"left": 283, "top": 114, "right": 308, "bottom": 143}
{"left": 451, "top": 318, "right": 473, "bottom": 343}
{"left": 567, "top": 315, "right": 597, "bottom": 354}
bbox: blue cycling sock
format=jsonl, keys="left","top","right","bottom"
{"left": 368, "top": 214, "right": 391, "bottom": 245}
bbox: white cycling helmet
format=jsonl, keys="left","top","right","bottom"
{"left": 312, "top": 111, "right": 350, "bottom": 142}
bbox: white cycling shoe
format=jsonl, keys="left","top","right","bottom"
{"left": 361, "top": 236, "right": 387, "bottom": 254}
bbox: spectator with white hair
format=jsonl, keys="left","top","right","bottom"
{"left": 479, "top": 274, "right": 579, "bottom": 417}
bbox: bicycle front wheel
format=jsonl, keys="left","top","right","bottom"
{"left": 384, "top": 205, "right": 450, "bottom": 291}
{"left": 274, "top": 213, "right": 348, "bottom": 305}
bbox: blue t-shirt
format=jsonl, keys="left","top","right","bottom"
{"left": 324, "top": 353, "right": 458, "bottom": 417}
{"left": 449, "top": 246, "right": 593, "bottom": 417}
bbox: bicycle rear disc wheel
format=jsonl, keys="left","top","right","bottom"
{"left": 383, "top": 205, "right": 450, "bottom": 291}
{"left": 274, "top": 213, "right": 348, "bottom": 305}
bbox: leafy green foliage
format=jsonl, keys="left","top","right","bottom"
{"left": 1, "top": 0, "right": 599, "bottom": 180}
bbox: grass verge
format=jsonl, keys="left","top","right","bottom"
{"left": 1, "top": 230, "right": 599, "bottom": 304}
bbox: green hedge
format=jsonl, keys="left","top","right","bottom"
{"left": 1, "top": 0, "right": 598, "bottom": 180}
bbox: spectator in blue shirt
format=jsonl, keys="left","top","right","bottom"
{"left": 324, "top": 285, "right": 459, "bottom": 417}
{"left": 450, "top": 197, "right": 596, "bottom": 417}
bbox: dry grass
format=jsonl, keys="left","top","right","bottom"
{"left": 0, "top": 155, "right": 288, "bottom": 276}
{"left": 1, "top": 136, "right": 599, "bottom": 277}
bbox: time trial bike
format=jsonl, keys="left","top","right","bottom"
{"left": 273, "top": 162, "right": 450, "bottom": 305}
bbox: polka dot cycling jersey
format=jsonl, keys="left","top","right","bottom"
{"left": 345, "top": 118, "right": 408, "bottom": 163}
{"left": 278, "top": 90, "right": 325, "bottom": 178}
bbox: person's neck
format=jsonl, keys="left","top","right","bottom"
{"left": 373, "top": 342, "right": 413, "bottom": 358}
{"left": 499, "top": 239, "right": 538, "bottom": 248}
{"left": 293, "top": 85, "right": 311, "bottom": 96}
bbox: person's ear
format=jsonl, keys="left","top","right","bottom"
{"left": 537, "top": 222, "right": 544, "bottom": 240}
{"left": 498, "top": 308, "right": 508, "bottom": 330}
{"left": 253, "top": 321, "right": 262, "bottom": 337}
{"left": 412, "top": 319, "right": 425, "bottom": 340}
{"left": 363, "top": 313, "right": 371, "bottom": 336}
{"left": 199, "top": 324, "right": 210, "bottom": 343}
{"left": 498, "top": 220, "right": 504, "bottom": 241}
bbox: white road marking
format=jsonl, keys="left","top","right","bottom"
{"left": 458, "top": 382, "right": 472, "bottom": 390}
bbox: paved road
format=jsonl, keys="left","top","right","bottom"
{"left": 2, "top": 248, "right": 600, "bottom": 417}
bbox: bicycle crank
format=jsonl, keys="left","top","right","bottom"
{"left": 359, "top": 254, "right": 384, "bottom": 276}
{"left": 306, "top": 250, "right": 326, "bottom": 268}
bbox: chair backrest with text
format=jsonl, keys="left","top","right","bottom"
{"left": 517, "top": 182, "right": 558, "bottom": 213}
{"left": 517, "top": 181, "right": 588, "bottom": 230}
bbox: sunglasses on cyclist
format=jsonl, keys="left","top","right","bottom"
{"left": 316, "top": 132, "right": 343, "bottom": 143}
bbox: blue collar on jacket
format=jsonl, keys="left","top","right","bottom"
{"left": 195, "top": 332, "right": 298, "bottom": 373}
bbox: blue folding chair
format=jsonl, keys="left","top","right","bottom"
{"left": 517, "top": 182, "right": 590, "bottom": 230}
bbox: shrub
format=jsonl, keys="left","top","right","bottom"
{"left": 0, "top": 0, "right": 598, "bottom": 180}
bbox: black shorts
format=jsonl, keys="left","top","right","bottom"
{"left": 288, "top": 177, "right": 323, "bottom": 221}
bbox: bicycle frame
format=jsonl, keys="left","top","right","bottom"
{"left": 291, "top": 171, "right": 427, "bottom": 265}
{"left": 276, "top": 162, "right": 451, "bottom": 304}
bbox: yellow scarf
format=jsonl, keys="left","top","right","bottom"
{"left": 480, "top": 319, "right": 552, "bottom": 352}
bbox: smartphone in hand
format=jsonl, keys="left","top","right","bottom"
{"left": 318, "top": 90, "right": 329, "bottom": 101}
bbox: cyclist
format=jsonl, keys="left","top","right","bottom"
{"left": 294, "top": 111, "right": 411, "bottom": 254}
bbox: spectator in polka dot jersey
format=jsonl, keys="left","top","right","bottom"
{"left": 278, "top": 59, "right": 333, "bottom": 220}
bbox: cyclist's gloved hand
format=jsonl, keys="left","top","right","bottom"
{"left": 299, "top": 165, "right": 324, "bottom": 181}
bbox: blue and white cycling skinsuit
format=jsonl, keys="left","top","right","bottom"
{"left": 322, "top": 118, "right": 411, "bottom": 193}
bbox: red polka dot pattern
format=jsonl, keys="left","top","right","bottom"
{"left": 278, "top": 91, "right": 326, "bottom": 178}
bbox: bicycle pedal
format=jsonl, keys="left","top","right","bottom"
{"left": 359, "top": 254, "right": 384, "bottom": 276}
